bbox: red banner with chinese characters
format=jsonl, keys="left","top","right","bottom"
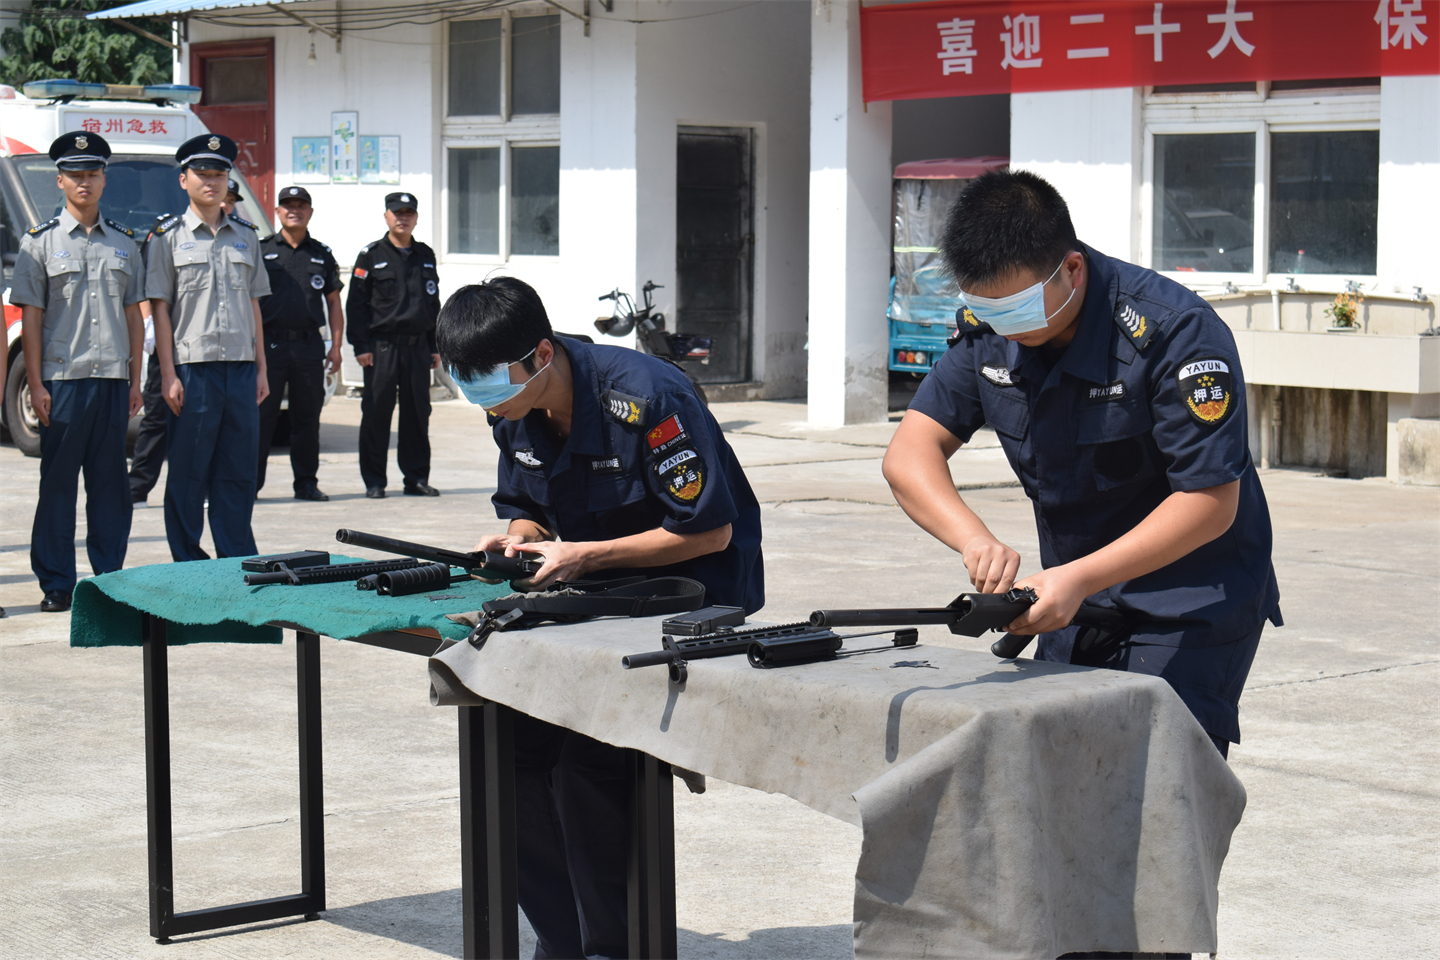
{"left": 861, "top": 0, "right": 1440, "bottom": 101}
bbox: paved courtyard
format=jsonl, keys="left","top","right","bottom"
{"left": 2, "top": 393, "right": 1437, "bottom": 958}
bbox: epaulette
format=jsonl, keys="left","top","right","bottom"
{"left": 151, "top": 213, "right": 181, "bottom": 236}
{"left": 946, "top": 305, "right": 991, "bottom": 345}
{"left": 27, "top": 217, "right": 59, "bottom": 237}
{"left": 227, "top": 212, "right": 258, "bottom": 231}
{"left": 320, "top": 241, "right": 332, "bottom": 252}
{"left": 602, "top": 388, "right": 650, "bottom": 427}
{"left": 359, "top": 241, "right": 376, "bottom": 254}
{"left": 104, "top": 218, "right": 135, "bottom": 239}
{"left": 1113, "top": 296, "right": 1158, "bottom": 352}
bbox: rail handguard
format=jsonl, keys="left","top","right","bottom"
{"left": 335, "top": 528, "right": 545, "bottom": 582}
{"left": 243, "top": 557, "right": 422, "bottom": 586}
{"left": 810, "top": 587, "right": 1135, "bottom": 659}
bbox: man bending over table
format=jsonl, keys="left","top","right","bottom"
{"left": 436, "top": 275, "right": 764, "bottom": 959}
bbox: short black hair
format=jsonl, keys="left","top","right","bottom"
{"left": 939, "top": 170, "right": 1079, "bottom": 288}
{"left": 436, "top": 276, "right": 555, "bottom": 378}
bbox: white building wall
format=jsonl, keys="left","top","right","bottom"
{"left": 807, "top": 0, "right": 892, "bottom": 427}
{"left": 1009, "top": 88, "right": 1143, "bottom": 262}
{"left": 1377, "top": 75, "right": 1440, "bottom": 298}
{"left": 634, "top": 0, "right": 811, "bottom": 396}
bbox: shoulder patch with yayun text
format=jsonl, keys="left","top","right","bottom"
{"left": 1178, "top": 357, "right": 1234, "bottom": 426}
{"left": 603, "top": 388, "right": 649, "bottom": 426}
{"left": 654, "top": 446, "right": 705, "bottom": 504}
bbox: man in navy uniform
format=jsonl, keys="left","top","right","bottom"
{"left": 348, "top": 191, "right": 442, "bottom": 498}
{"left": 436, "top": 276, "right": 763, "bottom": 959}
{"left": 255, "top": 186, "right": 343, "bottom": 500}
{"left": 13, "top": 132, "right": 145, "bottom": 611}
{"left": 884, "top": 170, "right": 1281, "bottom": 766}
{"left": 146, "top": 134, "right": 271, "bottom": 561}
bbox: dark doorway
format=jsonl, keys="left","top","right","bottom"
{"left": 190, "top": 39, "right": 275, "bottom": 215}
{"left": 676, "top": 127, "right": 753, "bottom": 384}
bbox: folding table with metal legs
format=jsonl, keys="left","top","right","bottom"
{"left": 139, "top": 615, "right": 678, "bottom": 959}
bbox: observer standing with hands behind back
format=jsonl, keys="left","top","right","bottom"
{"left": 347, "top": 192, "right": 442, "bottom": 499}
{"left": 145, "top": 134, "right": 271, "bottom": 561}
{"left": 13, "top": 132, "right": 145, "bottom": 612}
{"left": 255, "top": 185, "right": 343, "bottom": 501}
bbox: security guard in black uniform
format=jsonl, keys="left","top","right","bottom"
{"left": 13, "top": 132, "right": 145, "bottom": 612}
{"left": 348, "top": 191, "right": 441, "bottom": 498}
{"left": 256, "top": 186, "right": 343, "bottom": 500}
{"left": 885, "top": 171, "right": 1281, "bottom": 770}
{"left": 436, "top": 276, "right": 763, "bottom": 959}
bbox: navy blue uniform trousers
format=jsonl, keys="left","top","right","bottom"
{"left": 129, "top": 353, "right": 168, "bottom": 502}
{"left": 514, "top": 713, "right": 630, "bottom": 960}
{"left": 164, "top": 361, "right": 259, "bottom": 562}
{"left": 31, "top": 378, "right": 132, "bottom": 594}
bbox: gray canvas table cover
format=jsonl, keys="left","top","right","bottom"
{"left": 428, "top": 619, "right": 1245, "bottom": 960}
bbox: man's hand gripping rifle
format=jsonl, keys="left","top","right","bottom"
{"left": 333, "top": 529, "right": 545, "bottom": 594}
{"left": 810, "top": 587, "right": 1133, "bottom": 659}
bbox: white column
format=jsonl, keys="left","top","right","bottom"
{"left": 1377, "top": 76, "right": 1440, "bottom": 298}
{"left": 807, "top": 0, "right": 892, "bottom": 428}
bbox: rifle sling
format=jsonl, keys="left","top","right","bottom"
{"left": 480, "top": 576, "right": 707, "bottom": 626}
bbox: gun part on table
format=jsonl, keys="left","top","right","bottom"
{"left": 334, "top": 528, "right": 545, "bottom": 582}
{"left": 810, "top": 587, "right": 1134, "bottom": 659}
{"left": 243, "top": 557, "right": 424, "bottom": 586}
{"left": 622, "top": 620, "right": 919, "bottom": 684}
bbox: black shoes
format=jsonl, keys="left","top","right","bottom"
{"left": 365, "top": 486, "right": 386, "bottom": 499}
{"left": 404, "top": 481, "right": 441, "bottom": 497}
{"left": 41, "top": 591, "right": 72, "bottom": 613}
{"left": 294, "top": 486, "right": 330, "bottom": 501}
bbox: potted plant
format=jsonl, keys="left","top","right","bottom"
{"left": 1325, "top": 289, "right": 1362, "bottom": 332}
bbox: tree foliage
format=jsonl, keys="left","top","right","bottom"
{"left": 1, "top": 1, "right": 172, "bottom": 87}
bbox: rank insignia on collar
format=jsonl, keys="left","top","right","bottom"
{"left": 960, "top": 306, "right": 980, "bottom": 327}
{"left": 1115, "top": 299, "right": 1156, "bottom": 352}
{"left": 603, "top": 389, "right": 649, "bottom": 426}
{"left": 655, "top": 447, "right": 704, "bottom": 503}
{"left": 980, "top": 364, "right": 1014, "bottom": 386}
{"left": 1087, "top": 381, "right": 1126, "bottom": 402}
{"left": 514, "top": 449, "right": 543, "bottom": 468}
{"left": 1177, "top": 358, "right": 1233, "bottom": 426}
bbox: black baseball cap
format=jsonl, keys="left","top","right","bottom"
{"left": 226, "top": 178, "right": 241, "bottom": 199}
{"left": 385, "top": 191, "right": 418, "bottom": 212}
{"left": 176, "top": 133, "right": 237, "bottom": 171}
{"left": 278, "top": 185, "right": 313, "bottom": 205}
{"left": 50, "top": 131, "right": 110, "bottom": 171}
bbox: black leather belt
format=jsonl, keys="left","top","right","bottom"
{"left": 267, "top": 328, "right": 319, "bottom": 342}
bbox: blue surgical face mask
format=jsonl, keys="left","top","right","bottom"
{"left": 451, "top": 347, "right": 548, "bottom": 410}
{"left": 959, "top": 260, "right": 1075, "bottom": 336}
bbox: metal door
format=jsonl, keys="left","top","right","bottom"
{"left": 190, "top": 40, "right": 274, "bottom": 214}
{"left": 676, "top": 127, "right": 753, "bottom": 383}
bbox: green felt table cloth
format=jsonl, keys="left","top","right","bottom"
{"left": 70, "top": 556, "right": 514, "bottom": 647}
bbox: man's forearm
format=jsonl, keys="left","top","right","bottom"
{"left": 1063, "top": 481, "right": 1240, "bottom": 596}
{"left": 883, "top": 410, "right": 999, "bottom": 554}
{"left": 151, "top": 299, "right": 177, "bottom": 379}
{"left": 20, "top": 305, "right": 44, "bottom": 385}
{"left": 252, "top": 300, "right": 266, "bottom": 373}
{"left": 125, "top": 303, "right": 144, "bottom": 386}
{"left": 584, "top": 524, "right": 732, "bottom": 570}
{"left": 327, "top": 296, "right": 344, "bottom": 344}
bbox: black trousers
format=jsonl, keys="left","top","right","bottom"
{"left": 358, "top": 338, "right": 432, "bottom": 490}
{"left": 513, "top": 713, "right": 629, "bottom": 960}
{"left": 257, "top": 334, "right": 326, "bottom": 493}
{"left": 128, "top": 353, "right": 168, "bottom": 502}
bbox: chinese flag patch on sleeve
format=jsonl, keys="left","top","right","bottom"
{"left": 647, "top": 414, "right": 684, "bottom": 450}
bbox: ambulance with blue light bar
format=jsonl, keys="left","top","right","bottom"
{"left": 1, "top": 80, "right": 267, "bottom": 455}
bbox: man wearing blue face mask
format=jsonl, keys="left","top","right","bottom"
{"left": 437, "top": 275, "right": 763, "bottom": 960}
{"left": 884, "top": 170, "right": 1281, "bottom": 765}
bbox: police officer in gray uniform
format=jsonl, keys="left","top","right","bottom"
{"left": 13, "top": 132, "right": 145, "bottom": 612}
{"left": 146, "top": 134, "right": 272, "bottom": 561}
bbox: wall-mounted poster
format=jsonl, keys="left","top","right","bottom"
{"left": 292, "top": 137, "right": 329, "bottom": 184}
{"left": 331, "top": 111, "right": 358, "bottom": 183}
{"left": 359, "top": 135, "right": 401, "bottom": 184}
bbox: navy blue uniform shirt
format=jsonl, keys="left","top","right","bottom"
{"left": 911, "top": 243, "right": 1282, "bottom": 650}
{"left": 490, "top": 338, "right": 764, "bottom": 613}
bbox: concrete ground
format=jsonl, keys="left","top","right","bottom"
{"left": 1, "top": 389, "right": 1437, "bottom": 959}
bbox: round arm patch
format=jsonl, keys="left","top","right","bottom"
{"left": 1178, "top": 357, "right": 1234, "bottom": 426}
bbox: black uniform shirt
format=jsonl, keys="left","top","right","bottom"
{"left": 345, "top": 235, "right": 441, "bottom": 355}
{"left": 490, "top": 338, "right": 765, "bottom": 613}
{"left": 258, "top": 231, "right": 342, "bottom": 331}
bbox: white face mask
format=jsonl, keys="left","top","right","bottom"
{"left": 959, "top": 259, "right": 1076, "bottom": 336}
{"left": 451, "top": 347, "right": 549, "bottom": 410}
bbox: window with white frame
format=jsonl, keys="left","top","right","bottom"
{"left": 444, "top": 12, "right": 560, "bottom": 259}
{"left": 1144, "top": 79, "right": 1381, "bottom": 283}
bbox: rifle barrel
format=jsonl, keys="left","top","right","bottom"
{"left": 336, "top": 528, "right": 476, "bottom": 568}
{"left": 809, "top": 607, "right": 956, "bottom": 629}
